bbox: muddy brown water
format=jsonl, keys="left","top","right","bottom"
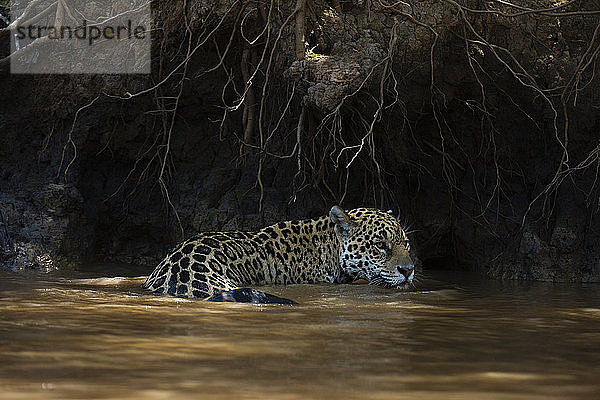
{"left": 0, "top": 265, "right": 599, "bottom": 400}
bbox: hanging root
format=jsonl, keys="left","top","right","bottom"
{"left": 14, "top": 0, "right": 600, "bottom": 236}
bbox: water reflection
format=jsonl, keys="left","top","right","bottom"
{"left": 0, "top": 268, "right": 598, "bottom": 399}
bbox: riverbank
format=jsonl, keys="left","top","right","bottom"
{"left": 1, "top": 0, "right": 599, "bottom": 281}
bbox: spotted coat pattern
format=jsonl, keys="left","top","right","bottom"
{"left": 143, "top": 207, "right": 415, "bottom": 298}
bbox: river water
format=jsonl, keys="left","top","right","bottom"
{"left": 0, "top": 265, "right": 599, "bottom": 400}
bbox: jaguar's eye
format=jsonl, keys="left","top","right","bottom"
{"left": 375, "top": 241, "right": 388, "bottom": 251}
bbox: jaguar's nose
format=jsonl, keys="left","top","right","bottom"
{"left": 396, "top": 266, "right": 414, "bottom": 279}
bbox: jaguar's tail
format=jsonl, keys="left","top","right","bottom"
{"left": 207, "top": 288, "right": 297, "bottom": 305}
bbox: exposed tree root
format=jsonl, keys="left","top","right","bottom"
{"left": 6, "top": 0, "right": 599, "bottom": 245}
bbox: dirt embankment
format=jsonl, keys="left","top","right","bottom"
{"left": 0, "top": 0, "right": 599, "bottom": 281}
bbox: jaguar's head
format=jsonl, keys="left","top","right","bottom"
{"left": 330, "top": 206, "right": 415, "bottom": 289}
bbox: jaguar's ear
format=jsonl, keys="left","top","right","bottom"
{"left": 329, "top": 205, "right": 353, "bottom": 238}
{"left": 386, "top": 205, "right": 400, "bottom": 220}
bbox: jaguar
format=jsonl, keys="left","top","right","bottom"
{"left": 143, "top": 206, "right": 415, "bottom": 303}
